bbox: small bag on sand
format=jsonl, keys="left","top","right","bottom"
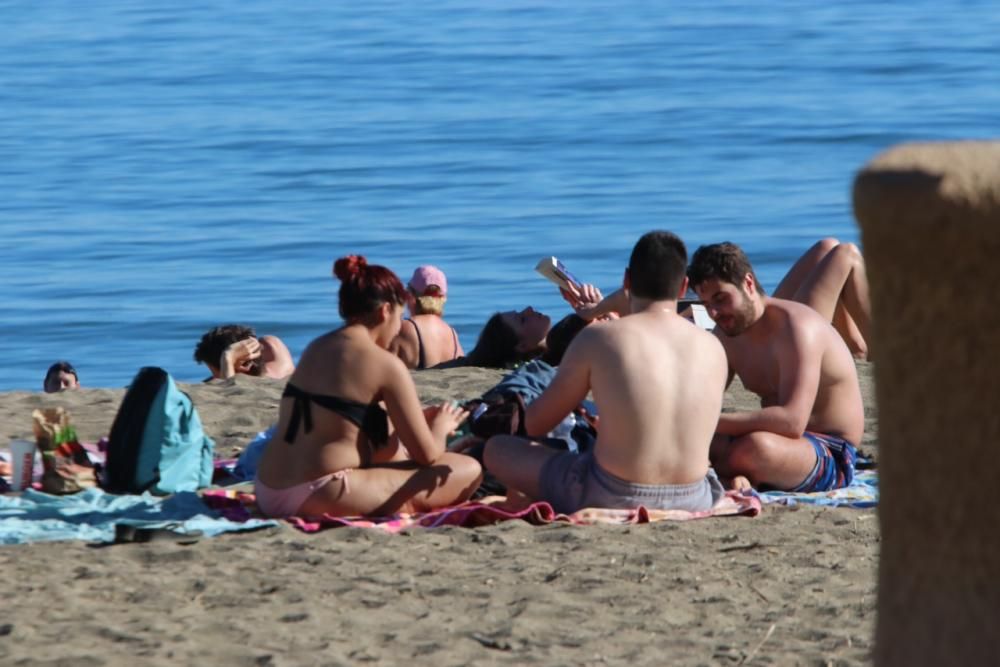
{"left": 32, "top": 407, "right": 97, "bottom": 494}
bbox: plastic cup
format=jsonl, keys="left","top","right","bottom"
{"left": 9, "top": 439, "right": 36, "bottom": 492}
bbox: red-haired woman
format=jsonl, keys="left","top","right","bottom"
{"left": 254, "top": 255, "right": 482, "bottom": 517}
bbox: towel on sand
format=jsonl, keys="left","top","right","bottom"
{"left": 758, "top": 469, "right": 877, "bottom": 508}
{"left": 201, "top": 489, "right": 761, "bottom": 534}
{"left": 0, "top": 488, "right": 277, "bottom": 545}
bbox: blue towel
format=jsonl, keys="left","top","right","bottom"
{"left": 758, "top": 469, "right": 878, "bottom": 508}
{"left": 232, "top": 425, "right": 277, "bottom": 482}
{"left": 0, "top": 487, "right": 277, "bottom": 545}
{"left": 485, "top": 360, "right": 558, "bottom": 403}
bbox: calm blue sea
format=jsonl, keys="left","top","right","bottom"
{"left": 2, "top": 1, "right": 998, "bottom": 391}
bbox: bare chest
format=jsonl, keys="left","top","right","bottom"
{"left": 728, "top": 340, "right": 780, "bottom": 401}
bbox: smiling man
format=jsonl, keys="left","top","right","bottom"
{"left": 687, "top": 242, "right": 864, "bottom": 492}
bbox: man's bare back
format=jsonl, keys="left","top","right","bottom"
{"left": 574, "top": 309, "right": 727, "bottom": 484}
{"left": 483, "top": 231, "right": 728, "bottom": 513}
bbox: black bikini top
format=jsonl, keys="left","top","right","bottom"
{"left": 281, "top": 383, "right": 389, "bottom": 448}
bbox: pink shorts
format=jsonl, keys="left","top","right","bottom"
{"left": 254, "top": 470, "right": 349, "bottom": 517}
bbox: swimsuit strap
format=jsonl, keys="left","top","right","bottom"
{"left": 281, "top": 383, "right": 389, "bottom": 447}
{"left": 282, "top": 383, "right": 314, "bottom": 444}
{"left": 451, "top": 326, "right": 460, "bottom": 360}
{"left": 408, "top": 318, "right": 427, "bottom": 370}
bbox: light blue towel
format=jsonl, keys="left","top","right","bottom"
{"left": 758, "top": 469, "right": 878, "bottom": 508}
{"left": 0, "top": 487, "right": 277, "bottom": 545}
{"left": 232, "top": 425, "right": 277, "bottom": 481}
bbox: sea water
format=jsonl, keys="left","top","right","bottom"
{"left": 2, "top": 1, "right": 998, "bottom": 390}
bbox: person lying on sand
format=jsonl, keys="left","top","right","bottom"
{"left": 391, "top": 265, "right": 464, "bottom": 369}
{"left": 193, "top": 324, "right": 295, "bottom": 380}
{"left": 253, "top": 255, "right": 482, "bottom": 518}
{"left": 687, "top": 241, "right": 865, "bottom": 492}
{"left": 442, "top": 284, "right": 607, "bottom": 369}
{"left": 483, "top": 231, "right": 728, "bottom": 513}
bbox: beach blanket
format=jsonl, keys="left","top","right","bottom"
{"left": 201, "top": 489, "right": 761, "bottom": 534}
{"left": 0, "top": 487, "right": 277, "bottom": 545}
{"left": 758, "top": 469, "right": 878, "bottom": 508}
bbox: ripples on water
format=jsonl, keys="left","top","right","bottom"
{"left": 2, "top": 1, "right": 998, "bottom": 390}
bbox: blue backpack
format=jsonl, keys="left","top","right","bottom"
{"left": 103, "top": 367, "right": 215, "bottom": 495}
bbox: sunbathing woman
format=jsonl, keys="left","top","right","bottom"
{"left": 445, "top": 283, "right": 607, "bottom": 369}
{"left": 253, "top": 255, "right": 483, "bottom": 518}
{"left": 391, "top": 265, "right": 464, "bottom": 369}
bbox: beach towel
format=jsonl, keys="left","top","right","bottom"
{"left": 200, "top": 489, "right": 761, "bottom": 534}
{"left": 757, "top": 469, "right": 878, "bottom": 508}
{"left": 0, "top": 487, "right": 277, "bottom": 545}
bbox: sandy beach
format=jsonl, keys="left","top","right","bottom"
{"left": 0, "top": 363, "right": 878, "bottom": 666}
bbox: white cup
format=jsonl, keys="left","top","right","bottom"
{"left": 9, "top": 439, "right": 36, "bottom": 492}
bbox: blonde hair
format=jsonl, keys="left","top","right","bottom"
{"left": 413, "top": 294, "right": 446, "bottom": 316}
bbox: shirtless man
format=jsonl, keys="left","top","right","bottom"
{"left": 193, "top": 324, "right": 295, "bottom": 380}
{"left": 687, "top": 242, "right": 865, "bottom": 492}
{"left": 483, "top": 231, "right": 728, "bottom": 513}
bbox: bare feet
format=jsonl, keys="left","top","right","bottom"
{"left": 722, "top": 475, "right": 753, "bottom": 492}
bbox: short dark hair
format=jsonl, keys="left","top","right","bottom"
{"left": 687, "top": 242, "right": 764, "bottom": 295}
{"left": 43, "top": 361, "right": 78, "bottom": 391}
{"left": 628, "top": 231, "right": 688, "bottom": 300}
{"left": 194, "top": 324, "right": 256, "bottom": 368}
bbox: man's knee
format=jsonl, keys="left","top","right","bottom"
{"left": 483, "top": 435, "right": 518, "bottom": 471}
{"left": 727, "top": 434, "right": 782, "bottom": 477}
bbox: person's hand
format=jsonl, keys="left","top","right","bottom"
{"left": 430, "top": 401, "right": 470, "bottom": 438}
{"left": 221, "top": 337, "right": 262, "bottom": 377}
{"left": 560, "top": 283, "right": 604, "bottom": 320}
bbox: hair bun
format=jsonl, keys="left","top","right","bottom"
{"left": 333, "top": 255, "right": 368, "bottom": 281}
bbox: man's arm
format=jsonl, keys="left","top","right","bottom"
{"left": 716, "top": 325, "right": 821, "bottom": 438}
{"left": 523, "top": 331, "right": 594, "bottom": 436}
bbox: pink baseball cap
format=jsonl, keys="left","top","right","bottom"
{"left": 409, "top": 265, "right": 448, "bottom": 297}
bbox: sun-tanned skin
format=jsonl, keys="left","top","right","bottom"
{"left": 484, "top": 264, "right": 728, "bottom": 508}
{"left": 693, "top": 272, "right": 864, "bottom": 491}
{"left": 256, "top": 298, "right": 482, "bottom": 517}
{"left": 773, "top": 238, "right": 872, "bottom": 361}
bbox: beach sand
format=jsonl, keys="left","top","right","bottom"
{"left": 0, "top": 363, "right": 878, "bottom": 666}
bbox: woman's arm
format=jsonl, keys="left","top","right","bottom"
{"left": 380, "top": 355, "right": 467, "bottom": 464}
{"left": 562, "top": 284, "right": 627, "bottom": 321}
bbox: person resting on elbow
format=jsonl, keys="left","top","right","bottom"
{"left": 193, "top": 324, "right": 295, "bottom": 380}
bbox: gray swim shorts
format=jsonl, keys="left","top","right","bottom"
{"left": 538, "top": 450, "right": 724, "bottom": 514}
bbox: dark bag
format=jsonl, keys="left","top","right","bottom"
{"left": 103, "top": 367, "right": 215, "bottom": 495}
{"left": 466, "top": 392, "right": 528, "bottom": 439}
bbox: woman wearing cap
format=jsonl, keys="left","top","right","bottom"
{"left": 391, "top": 265, "right": 465, "bottom": 369}
{"left": 253, "top": 255, "right": 482, "bottom": 518}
